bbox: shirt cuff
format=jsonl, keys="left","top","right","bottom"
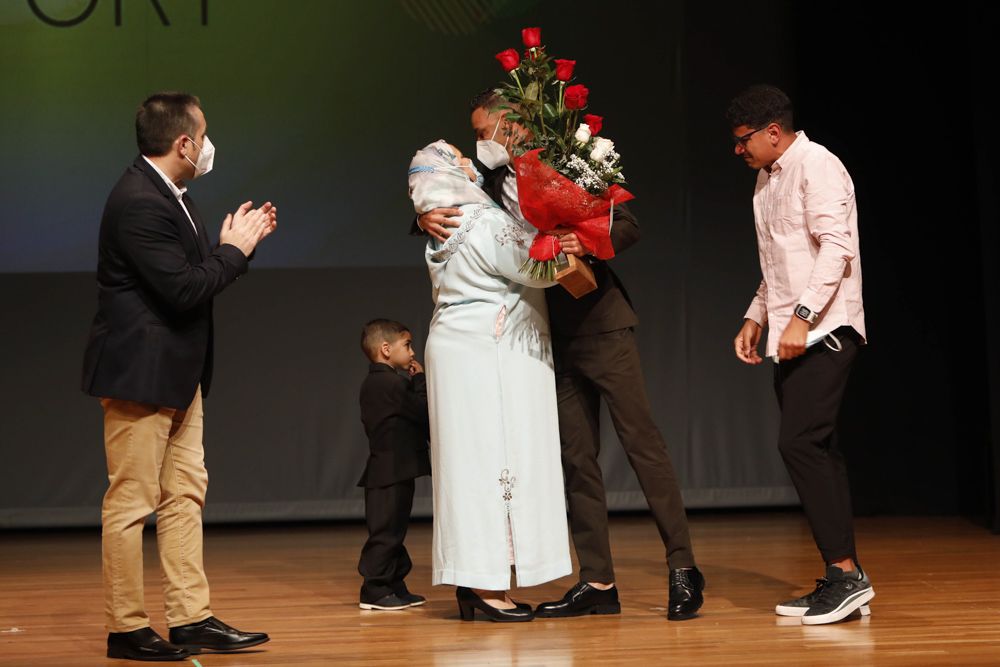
{"left": 744, "top": 303, "right": 768, "bottom": 326}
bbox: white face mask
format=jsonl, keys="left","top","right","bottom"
{"left": 183, "top": 135, "right": 215, "bottom": 178}
{"left": 477, "top": 119, "right": 510, "bottom": 169}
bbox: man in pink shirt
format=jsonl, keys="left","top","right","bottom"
{"left": 729, "top": 85, "right": 874, "bottom": 625}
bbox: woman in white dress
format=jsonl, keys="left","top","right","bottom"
{"left": 408, "top": 141, "right": 571, "bottom": 622}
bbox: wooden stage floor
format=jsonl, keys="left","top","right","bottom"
{"left": 2, "top": 512, "right": 999, "bottom": 666}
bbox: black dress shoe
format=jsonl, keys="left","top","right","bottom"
{"left": 168, "top": 616, "right": 269, "bottom": 653}
{"left": 535, "top": 582, "right": 621, "bottom": 618}
{"left": 107, "top": 627, "right": 190, "bottom": 661}
{"left": 456, "top": 587, "right": 534, "bottom": 622}
{"left": 668, "top": 567, "right": 705, "bottom": 621}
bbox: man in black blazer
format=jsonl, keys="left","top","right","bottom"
{"left": 81, "top": 92, "right": 275, "bottom": 661}
{"left": 414, "top": 91, "right": 705, "bottom": 621}
{"left": 356, "top": 320, "right": 431, "bottom": 610}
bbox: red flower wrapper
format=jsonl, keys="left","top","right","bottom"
{"left": 514, "top": 148, "right": 634, "bottom": 265}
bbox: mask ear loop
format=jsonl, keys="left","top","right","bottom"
{"left": 492, "top": 118, "right": 513, "bottom": 150}
{"left": 180, "top": 136, "right": 197, "bottom": 169}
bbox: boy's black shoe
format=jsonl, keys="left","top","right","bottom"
{"left": 400, "top": 592, "right": 426, "bottom": 607}
{"left": 360, "top": 593, "right": 414, "bottom": 611}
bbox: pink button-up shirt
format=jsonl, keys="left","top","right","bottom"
{"left": 743, "top": 131, "right": 866, "bottom": 358}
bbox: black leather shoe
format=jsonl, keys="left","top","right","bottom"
{"left": 168, "top": 616, "right": 269, "bottom": 653}
{"left": 535, "top": 582, "right": 621, "bottom": 618}
{"left": 668, "top": 567, "right": 705, "bottom": 620}
{"left": 456, "top": 587, "right": 534, "bottom": 622}
{"left": 107, "top": 627, "right": 190, "bottom": 661}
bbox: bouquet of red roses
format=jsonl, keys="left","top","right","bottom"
{"left": 493, "top": 27, "right": 635, "bottom": 285}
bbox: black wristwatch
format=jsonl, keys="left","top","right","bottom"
{"left": 794, "top": 304, "right": 818, "bottom": 324}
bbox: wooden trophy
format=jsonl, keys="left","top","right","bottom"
{"left": 555, "top": 254, "right": 598, "bottom": 298}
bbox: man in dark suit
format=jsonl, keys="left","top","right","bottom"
{"left": 414, "top": 91, "right": 705, "bottom": 621}
{"left": 82, "top": 92, "right": 275, "bottom": 661}
{"left": 356, "top": 319, "right": 431, "bottom": 611}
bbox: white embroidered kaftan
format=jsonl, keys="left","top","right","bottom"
{"left": 424, "top": 203, "right": 571, "bottom": 589}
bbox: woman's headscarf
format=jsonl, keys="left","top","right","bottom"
{"left": 407, "top": 140, "right": 494, "bottom": 213}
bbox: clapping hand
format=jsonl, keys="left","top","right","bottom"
{"left": 219, "top": 201, "right": 278, "bottom": 257}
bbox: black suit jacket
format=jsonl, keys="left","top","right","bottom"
{"left": 411, "top": 164, "right": 640, "bottom": 336}
{"left": 358, "top": 364, "right": 431, "bottom": 488}
{"left": 81, "top": 156, "right": 248, "bottom": 409}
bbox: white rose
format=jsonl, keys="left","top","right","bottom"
{"left": 574, "top": 123, "right": 592, "bottom": 145}
{"left": 590, "top": 137, "right": 615, "bottom": 162}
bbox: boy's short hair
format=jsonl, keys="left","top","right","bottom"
{"left": 361, "top": 319, "right": 410, "bottom": 362}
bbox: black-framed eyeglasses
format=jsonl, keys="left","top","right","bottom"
{"left": 732, "top": 127, "right": 767, "bottom": 147}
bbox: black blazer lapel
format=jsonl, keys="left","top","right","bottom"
{"left": 133, "top": 156, "right": 205, "bottom": 259}
{"left": 182, "top": 194, "right": 211, "bottom": 258}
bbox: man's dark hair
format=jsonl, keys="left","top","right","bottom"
{"left": 136, "top": 92, "right": 201, "bottom": 157}
{"left": 470, "top": 88, "right": 503, "bottom": 113}
{"left": 361, "top": 319, "right": 410, "bottom": 362}
{"left": 726, "top": 85, "right": 794, "bottom": 131}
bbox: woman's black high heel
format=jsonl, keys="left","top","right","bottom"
{"left": 456, "top": 587, "right": 534, "bottom": 622}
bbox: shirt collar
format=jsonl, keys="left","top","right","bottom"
{"left": 769, "top": 130, "right": 809, "bottom": 175}
{"left": 142, "top": 156, "right": 188, "bottom": 200}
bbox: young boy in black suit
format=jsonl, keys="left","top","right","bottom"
{"left": 357, "top": 319, "right": 431, "bottom": 610}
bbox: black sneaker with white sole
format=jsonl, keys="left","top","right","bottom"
{"left": 800, "top": 566, "right": 875, "bottom": 625}
{"left": 776, "top": 577, "right": 871, "bottom": 617}
{"left": 359, "top": 593, "right": 412, "bottom": 611}
{"left": 399, "top": 592, "right": 427, "bottom": 607}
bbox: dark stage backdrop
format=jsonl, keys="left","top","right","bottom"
{"left": 1, "top": 1, "right": 996, "bottom": 529}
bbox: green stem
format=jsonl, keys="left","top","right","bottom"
{"left": 511, "top": 70, "right": 524, "bottom": 97}
{"left": 537, "top": 77, "right": 548, "bottom": 140}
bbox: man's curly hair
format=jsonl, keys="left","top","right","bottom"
{"left": 726, "top": 85, "right": 794, "bottom": 131}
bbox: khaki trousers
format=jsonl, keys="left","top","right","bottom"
{"left": 100, "top": 387, "right": 212, "bottom": 632}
